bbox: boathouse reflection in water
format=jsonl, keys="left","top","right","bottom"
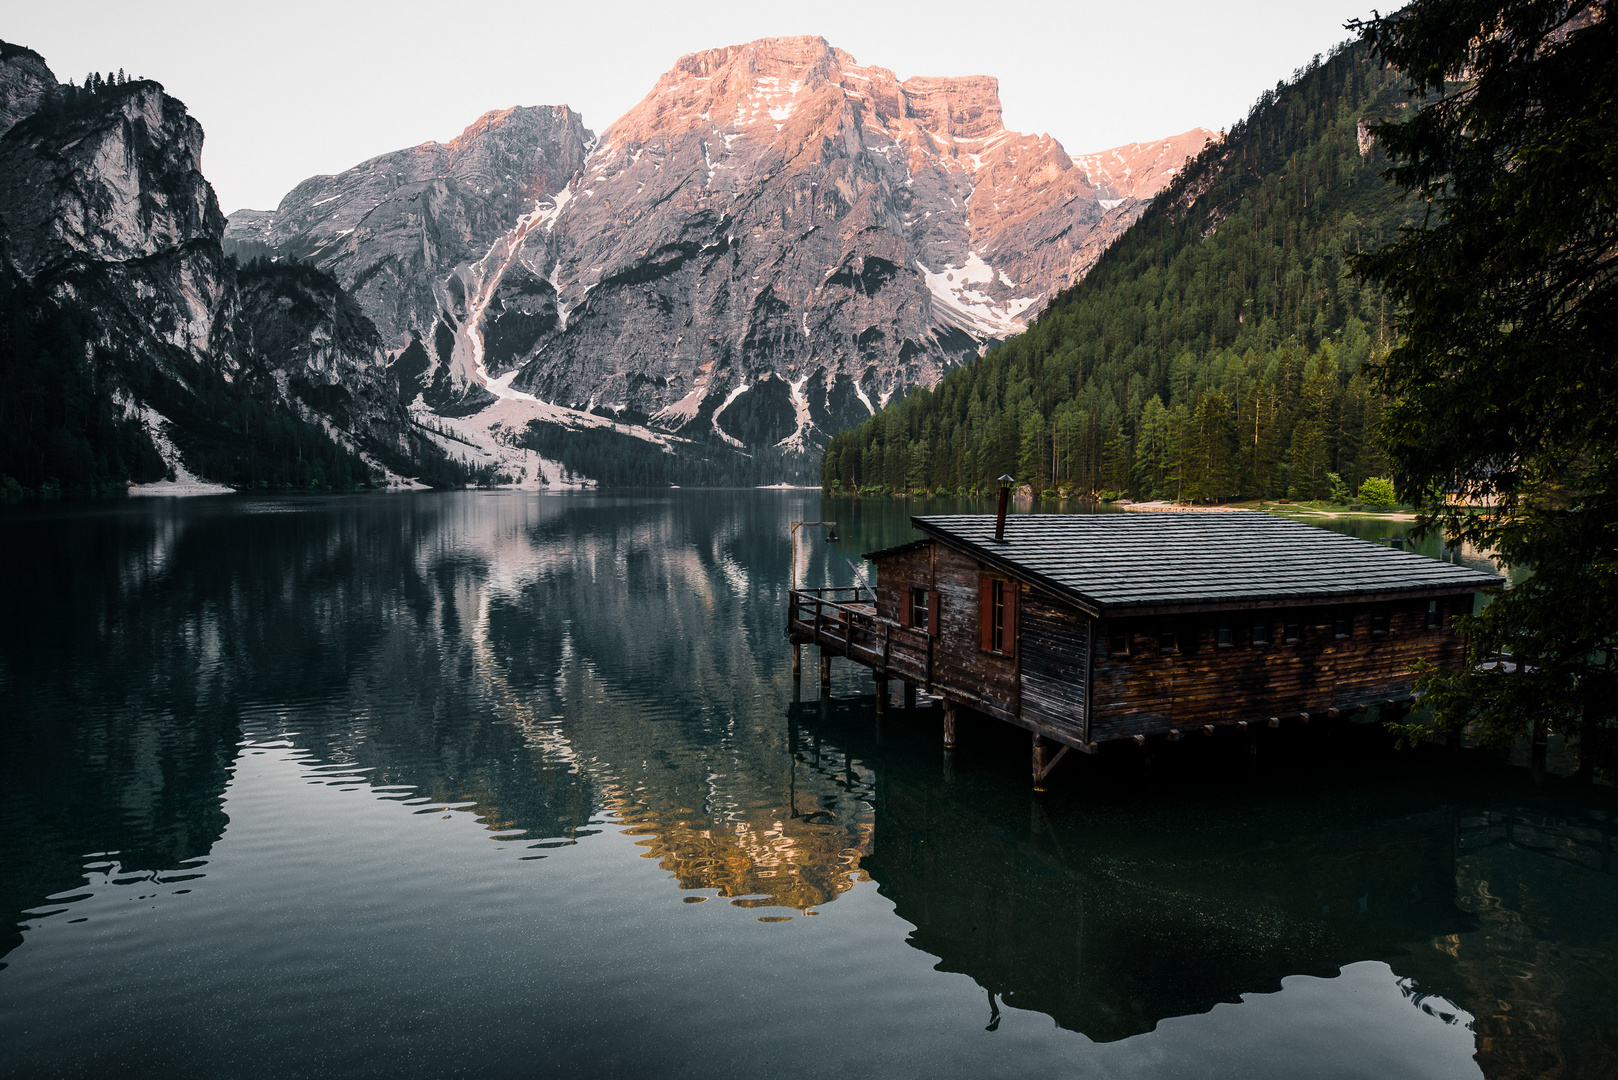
{"left": 1, "top": 492, "right": 1614, "bottom": 1079}
{"left": 792, "top": 696, "right": 1618, "bottom": 1077}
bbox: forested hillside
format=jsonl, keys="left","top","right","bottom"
{"left": 823, "top": 42, "right": 1418, "bottom": 502}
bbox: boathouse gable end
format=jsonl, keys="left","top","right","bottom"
{"left": 816, "top": 513, "right": 1503, "bottom": 755}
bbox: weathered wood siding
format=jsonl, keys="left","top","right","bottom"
{"left": 874, "top": 546, "right": 932, "bottom": 627}
{"left": 1018, "top": 594, "right": 1090, "bottom": 745}
{"left": 867, "top": 541, "right": 1479, "bottom": 751}
{"left": 929, "top": 542, "right": 1021, "bottom": 717}
{"left": 874, "top": 543, "right": 1091, "bottom": 746}
{"left": 873, "top": 544, "right": 1015, "bottom": 699}
{"left": 1089, "top": 599, "right": 1471, "bottom": 741}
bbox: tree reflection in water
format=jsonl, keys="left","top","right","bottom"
{"left": 0, "top": 491, "right": 1613, "bottom": 1079}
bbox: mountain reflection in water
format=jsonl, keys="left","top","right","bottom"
{"left": 0, "top": 491, "right": 1613, "bottom": 1079}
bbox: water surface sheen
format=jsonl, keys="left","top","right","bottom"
{"left": 0, "top": 491, "right": 1612, "bottom": 1079}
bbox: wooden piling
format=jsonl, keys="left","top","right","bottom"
{"left": 942, "top": 699, "right": 958, "bottom": 748}
{"left": 1532, "top": 717, "right": 1549, "bottom": 785}
{"left": 1032, "top": 733, "right": 1071, "bottom": 791}
{"left": 874, "top": 675, "right": 888, "bottom": 714}
{"left": 1033, "top": 735, "right": 1051, "bottom": 792}
{"left": 792, "top": 642, "right": 801, "bottom": 679}
{"left": 819, "top": 651, "right": 831, "bottom": 692}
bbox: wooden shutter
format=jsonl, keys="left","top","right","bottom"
{"left": 927, "top": 590, "right": 940, "bottom": 639}
{"left": 980, "top": 578, "right": 994, "bottom": 651}
{"left": 898, "top": 587, "right": 910, "bottom": 628}
{"left": 1005, "top": 582, "right": 1018, "bottom": 657}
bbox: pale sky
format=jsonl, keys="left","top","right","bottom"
{"left": 8, "top": 1, "right": 1380, "bottom": 215}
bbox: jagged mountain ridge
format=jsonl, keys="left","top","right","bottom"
{"left": 222, "top": 104, "right": 594, "bottom": 367}
{"left": 0, "top": 46, "right": 493, "bottom": 494}
{"left": 228, "top": 36, "right": 1210, "bottom": 461}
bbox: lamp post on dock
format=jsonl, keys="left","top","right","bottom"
{"left": 789, "top": 521, "right": 838, "bottom": 685}
{"left": 789, "top": 520, "right": 839, "bottom": 591}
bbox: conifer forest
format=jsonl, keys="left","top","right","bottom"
{"left": 823, "top": 44, "right": 1416, "bottom": 503}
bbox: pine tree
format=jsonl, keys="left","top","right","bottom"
{"left": 1349, "top": 0, "right": 1618, "bottom": 772}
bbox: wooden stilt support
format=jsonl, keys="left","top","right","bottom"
{"left": 1032, "top": 734, "right": 1071, "bottom": 791}
{"left": 819, "top": 652, "right": 831, "bottom": 692}
{"left": 1532, "top": 716, "right": 1549, "bottom": 785}
{"left": 1132, "top": 734, "right": 1146, "bottom": 746}
{"left": 792, "top": 642, "right": 801, "bottom": 680}
{"left": 942, "top": 699, "right": 958, "bottom": 748}
{"left": 874, "top": 675, "right": 888, "bottom": 714}
{"left": 1268, "top": 716, "right": 1281, "bottom": 728}
{"left": 903, "top": 681, "right": 917, "bottom": 710}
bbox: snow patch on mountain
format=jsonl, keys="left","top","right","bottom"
{"left": 711, "top": 382, "right": 751, "bottom": 448}
{"left": 918, "top": 253, "right": 1038, "bottom": 338}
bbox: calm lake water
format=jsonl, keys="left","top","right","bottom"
{"left": 0, "top": 491, "right": 1612, "bottom": 1079}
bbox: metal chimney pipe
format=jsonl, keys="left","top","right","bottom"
{"left": 995, "top": 475, "right": 1015, "bottom": 541}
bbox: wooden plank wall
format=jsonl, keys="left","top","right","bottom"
{"left": 1019, "top": 595, "right": 1090, "bottom": 745}
{"left": 929, "top": 543, "right": 1021, "bottom": 711}
{"left": 873, "top": 546, "right": 932, "bottom": 629}
{"left": 873, "top": 542, "right": 1021, "bottom": 709}
{"left": 871, "top": 542, "right": 1478, "bottom": 751}
{"left": 1089, "top": 599, "right": 1472, "bottom": 741}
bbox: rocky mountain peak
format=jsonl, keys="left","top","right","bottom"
{"left": 0, "top": 78, "right": 222, "bottom": 280}
{"left": 223, "top": 103, "right": 594, "bottom": 350}
{"left": 225, "top": 36, "right": 1212, "bottom": 478}
{"left": 599, "top": 37, "right": 1025, "bottom": 183}
{"left": 1071, "top": 128, "right": 1218, "bottom": 201}
{"left": 899, "top": 74, "right": 1004, "bottom": 141}
{"left": 0, "top": 41, "right": 55, "bottom": 138}
{"left": 0, "top": 43, "right": 473, "bottom": 494}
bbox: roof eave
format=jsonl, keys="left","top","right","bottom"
{"left": 911, "top": 518, "right": 1505, "bottom": 619}
{"left": 909, "top": 518, "right": 1105, "bottom": 616}
{"left": 861, "top": 538, "right": 930, "bottom": 561}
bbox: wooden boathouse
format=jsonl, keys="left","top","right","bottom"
{"left": 786, "top": 511, "right": 1503, "bottom": 785}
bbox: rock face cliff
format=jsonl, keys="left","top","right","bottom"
{"left": 0, "top": 46, "right": 468, "bottom": 494}
{"left": 0, "top": 42, "right": 55, "bottom": 137}
{"left": 222, "top": 105, "right": 593, "bottom": 361}
{"left": 230, "top": 36, "right": 1210, "bottom": 459}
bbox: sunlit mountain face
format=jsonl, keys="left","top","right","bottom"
{"left": 224, "top": 37, "right": 1212, "bottom": 469}
{"left": 1, "top": 491, "right": 1613, "bottom": 1078}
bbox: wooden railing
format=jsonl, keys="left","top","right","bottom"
{"left": 788, "top": 587, "right": 933, "bottom": 685}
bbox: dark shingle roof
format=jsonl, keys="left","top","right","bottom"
{"left": 902, "top": 512, "right": 1503, "bottom": 614}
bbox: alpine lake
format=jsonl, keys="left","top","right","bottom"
{"left": 1, "top": 490, "right": 1613, "bottom": 1079}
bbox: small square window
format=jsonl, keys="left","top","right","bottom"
{"left": 1333, "top": 613, "right": 1351, "bottom": 639}
{"left": 1159, "top": 623, "right": 1178, "bottom": 655}
{"left": 1285, "top": 618, "right": 1302, "bottom": 644}
{"left": 1108, "top": 622, "right": 1129, "bottom": 656}
{"left": 1371, "top": 610, "right": 1390, "bottom": 635}
{"left": 911, "top": 587, "right": 930, "bottom": 632}
{"left": 1217, "top": 616, "right": 1234, "bottom": 647}
{"left": 1426, "top": 599, "right": 1440, "bottom": 629}
{"left": 1251, "top": 618, "right": 1269, "bottom": 646}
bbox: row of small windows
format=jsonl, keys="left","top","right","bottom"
{"left": 1107, "top": 598, "right": 1469, "bottom": 657}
